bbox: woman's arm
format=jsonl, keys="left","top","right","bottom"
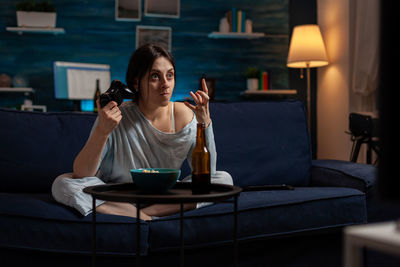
{"left": 72, "top": 126, "right": 109, "bottom": 178}
{"left": 205, "top": 122, "right": 217, "bottom": 174}
{"left": 184, "top": 78, "right": 217, "bottom": 174}
{"left": 72, "top": 100, "right": 122, "bottom": 178}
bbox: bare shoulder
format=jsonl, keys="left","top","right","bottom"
{"left": 173, "top": 102, "right": 194, "bottom": 131}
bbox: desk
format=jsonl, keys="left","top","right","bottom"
{"left": 344, "top": 221, "right": 400, "bottom": 267}
{"left": 84, "top": 182, "right": 242, "bottom": 267}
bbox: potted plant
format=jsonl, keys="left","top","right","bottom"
{"left": 245, "top": 67, "right": 259, "bottom": 91}
{"left": 16, "top": 1, "right": 57, "bottom": 28}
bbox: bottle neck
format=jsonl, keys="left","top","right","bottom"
{"left": 195, "top": 122, "right": 206, "bottom": 147}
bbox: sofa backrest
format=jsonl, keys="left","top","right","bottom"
{"left": 0, "top": 100, "right": 311, "bottom": 192}
{"left": 0, "top": 108, "right": 96, "bottom": 192}
{"left": 209, "top": 101, "right": 311, "bottom": 187}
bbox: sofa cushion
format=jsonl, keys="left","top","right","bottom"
{"left": 0, "top": 108, "right": 96, "bottom": 192}
{"left": 209, "top": 101, "right": 311, "bottom": 187}
{"left": 148, "top": 187, "right": 366, "bottom": 251}
{"left": 311, "top": 159, "right": 376, "bottom": 192}
{"left": 0, "top": 193, "right": 149, "bottom": 256}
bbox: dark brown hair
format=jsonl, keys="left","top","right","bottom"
{"left": 125, "top": 44, "right": 176, "bottom": 100}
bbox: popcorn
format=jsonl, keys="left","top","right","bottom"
{"left": 142, "top": 169, "right": 159, "bottom": 173}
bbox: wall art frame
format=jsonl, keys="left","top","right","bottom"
{"left": 144, "top": 0, "right": 180, "bottom": 18}
{"left": 115, "top": 0, "right": 141, "bottom": 21}
{"left": 136, "top": 25, "right": 172, "bottom": 51}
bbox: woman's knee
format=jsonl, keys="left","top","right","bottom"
{"left": 212, "top": 171, "right": 233, "bottom": 185}
{"left": 181, "top": 171, "right": 233, "bottom": 185}
{"left": 51, "top": 173, "right": 105, "bottom": 204}
{"left": 51, "top": 173, "right": 75, "bottom": 204}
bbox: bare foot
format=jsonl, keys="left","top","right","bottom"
{"left": 139, "top": 211, "right": 152, "bottom": 221}
{"left": 96, "top": 201, "right": 152, "bottom": 221}
{"left": 141, "top": 203, "right": 196, "bottom": 218}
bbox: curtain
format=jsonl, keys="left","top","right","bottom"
{"left": 350, "top": 0, "right": 380, "bottom": 113}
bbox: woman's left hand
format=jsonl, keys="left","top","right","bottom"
{"left": 184, "top": 78, "right": 211, "bottom": 127}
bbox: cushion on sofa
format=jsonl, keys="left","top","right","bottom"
{"left": 148, "top": 187, "right": 366, "bottom": 251}
{"left": 311, "top": 159, "right": 376, "bottom": 192}
{"left": 209, "top": 101, "right": 311, "bottom": 187}
{"left": 0, "top": 108, "right": 96, "bottom": 193}
{"left": 0, "top": 193, "right": 149, "bottom": 256}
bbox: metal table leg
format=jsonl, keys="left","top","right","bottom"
{"left": 92, "top": 196, "right": 96, "bottom": 267}
{"left": 136, "top": 202, "right": 141, "bottom": 266}
{"left": 234, "top": 195, "right": 238, "bottom": 267}
{"left": 180, "top": 203, "right": 184, "bottom": 267}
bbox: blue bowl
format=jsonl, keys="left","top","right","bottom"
{"left": 130, "top": 168, "right": 181, "bottom": 193}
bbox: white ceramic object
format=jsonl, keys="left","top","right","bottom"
{"left": 219, "top": 17, "right": 229, "bottom": 33}
{"left": 247, "top": 78, "right": 259, "bottom": 91}
{"left": 245, "top": 19, "right": 253, "bottom": 33}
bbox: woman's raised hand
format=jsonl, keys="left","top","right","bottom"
{"left": 184, "top": 78, "right": 211, "bottom": 127}
{"left": 95, "top": 99, "right": 122, "bottom": 136}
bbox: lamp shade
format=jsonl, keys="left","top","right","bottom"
{"left": 287, "top": 24, "right": 329, "bottom": 68}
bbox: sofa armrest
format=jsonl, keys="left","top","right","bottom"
{"left": 310, "top": 159, "right": 376, "bottom": 193}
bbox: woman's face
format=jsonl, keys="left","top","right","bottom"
{"left": 139, "top": 56, "right": 175, "bottom": 107}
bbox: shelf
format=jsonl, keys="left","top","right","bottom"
{"left": 208, "top": 32, "right": 265, "bottom": 39}
{"left": 243, "top": 89, "right": 297, "bottom": 95}
{"left": 6, "top": 27, "right": 65, "bottom": 35}
{"left": 0, "top": 87, "right": 35, "bottom": 93}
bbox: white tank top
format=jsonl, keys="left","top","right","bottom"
{"left": 92, "top": 101, "right": 217, "bottom": 183}
{"left": 171, "top": 102, "right": 175, "bottom": 133}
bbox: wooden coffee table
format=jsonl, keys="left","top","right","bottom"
{"left": 83, "top": 182, "right": 242, "bottom": 267}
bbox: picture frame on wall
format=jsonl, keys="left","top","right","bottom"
{"left": 144, "top": 0, "right": 180, "bottom": 18}
{"left": 136, "top": 26, "right": 172, "bottom": 51}
{"left": 115, "top": 0, "right": 141, "bottom": 21}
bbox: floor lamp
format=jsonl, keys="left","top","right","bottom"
{"left": 287, "top": 24, "right": 329, "bottom": 129}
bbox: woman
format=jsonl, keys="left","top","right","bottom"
{"left": 52, "top": 44, "right": 232, "bottom": 220}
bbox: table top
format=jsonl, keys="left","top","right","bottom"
{"left": 83, "top": 182, "right": 242, "bottom": 204}
{"left": 345, "top": 221, "right": 400, "bottom": 254}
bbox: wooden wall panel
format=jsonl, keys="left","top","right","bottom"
{"left": 0, "top": 0, "right": 288, "bottom": 111}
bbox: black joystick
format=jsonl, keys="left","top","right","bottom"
{"left": 99, "top": 80, "right": 135, "bottom": 108}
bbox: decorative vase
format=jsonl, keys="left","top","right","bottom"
{"left": 17, "top": 11, "right": 56, "bottom": 28}
{"left": 245, "top": 19, "right": 253, "bottom": 33}
{"left": 247, "top": 78, "right": 259, "bottom": 91}
{"left": 219, "top": 17, "right": 229, "bottom": 33}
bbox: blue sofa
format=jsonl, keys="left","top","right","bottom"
{"left": 0, "top": 101, "right": 387, "bottom": 266}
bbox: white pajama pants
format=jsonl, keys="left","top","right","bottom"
{"left": 51, "top": 171, "right": 233, "bottom": 217}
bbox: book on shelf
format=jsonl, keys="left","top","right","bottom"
{"left": 225, "top": 8, "right": 247, "bottom": 33}
{"left": 231, "top": 7, "right": 237, "bottom": 32}
{"left": 258, "top": 71, "right": 269, "bottom": 90}
{"left": 238, "top": 10, "right": 246, "bottom": 32}
{"left": 241, "top": 11, "right": 246, "bottom": 33}
{"left": 226, "top": 10, "right": 232, "bottom": 32}
{"left": 237, "top": 10, "right": 242, "bottom": 32}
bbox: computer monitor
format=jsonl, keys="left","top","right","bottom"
{"left": 53, "top": 61, "right": 111, "bottom": 100}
